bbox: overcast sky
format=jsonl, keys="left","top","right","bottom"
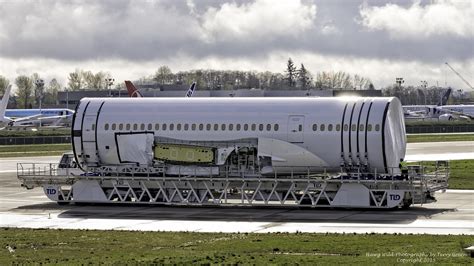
{"left": 0, "top": 0, "right": 473, "bottom": 90}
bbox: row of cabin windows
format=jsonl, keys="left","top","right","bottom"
{"left": 103, "top": 123, "right": 280, "bottom": 132}
{"left": 311, "top": 123, "right": 380, "bottom": 132}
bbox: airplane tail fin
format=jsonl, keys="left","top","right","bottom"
{"left": 125, "top": 81, "right": 143, "bottom": 97}
{"left": 185, "top": 82, "right": 196, "bottom": 97}
{"left": 0, "top": 85, "right": 11, "bottom": 118}
{"left": 438, "top": 88, "right": 452, "bottom": 106}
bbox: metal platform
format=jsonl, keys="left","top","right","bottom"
{"left": 17, "top": 162, "right": 449, "bottom": 209}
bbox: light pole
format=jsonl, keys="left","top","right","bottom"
{"left": 395, "top": 77, "right": 404, "bottom": 88}
{"left": 65, "top": 87, "right": 69, "bottom": 110}
{"left": 420, "top": 80, "right": 428, "bottom": 105}
{"left": 105, "top": 78, "right": 115, "bottom": 97}
{"left": 34, "top": 79, "right": 45, "bottom": 127}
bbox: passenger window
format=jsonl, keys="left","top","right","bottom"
{"left": 155, "top": 123, "right": 160, "bottom": 130}
{"left": 126, "top": 124, "right": 130, "bottom": 130}
{"left": 244, "top": 124, "right": 249, "bottom": 131}
{"left": 177, "top": 124, "right": 182, "bottom": 131}
{"left": 162, "top": 123, "right": 167, "bottom": 130}
{"left": 312, "top": 124, "right": 317, "bottom": 131}
{"left": 351, "top": 124, "right": 356, "bottom": 131}
{"left": 140, "top": 123, "right": 145, "bottom": 130}
{"left": 104, "top": 123, "right": 109, "bottom": 130}
{"left": 184, "top": 124, "right": 189, "bottom": 131}
{"left": 336, "top": 124, "right": 341, "bottom": 131}
{"left": 274, "top": 124, "right": 279, "bottom": 131}
{"left": 320, "top": 124, "right": 325, "bottom": 131}
{"left": 298, "top": 125, "right": 302, "bottom": 131}
{"left": 119, "top": 123, "right": 123, "bottom": 130}
{"left": 170, "top": 124, "right": 174, "bottom": 130}
{"left": 375, "top": 124, "right": 380, "bottom": 131}
{"left": 92, "top": 124, "right": 96, "bottom": 130}
{"left": 214, "top": 124, "right": 218, "bottom": 131}
{"left": 199, "top": 124, "right": 204, "bottom": 130}
{"left": 229, "top": 124, "right": 234, "bottom": 131}
{"left": 266, "top": 124, "right": 271, "bottom": 131}
{"left": 206, "top": 124, "right": 211, "bottom": 131}
{"left": 359, "top": 124, "right": 365, "bottom": 131}
{"left": 133, "top": 124, "right": 138, "bottom": 130}
{"left": 259, "top": 124, "right": 264, "bottom": 131}
{"left": 192, "top": 124, "right": 196, "bottom": 131}
{"left": 221, "top": 124, "right": 226, "bottom": 131}
{"left": 251, "top": 124, "right": 256, "bottom": 131}
{"left": 344, "top": 124, "right": 349, "bottom": 131}
{"left": 367, "top": 124, "right": 372, "bottom": 131}
{"left": 328, "top": 124, "right": 333, "bottom": 131}
{"left": 236, "top": 124, "right": 241, "bottom": 131}
{"left": 112, "top": 123, "right": 116, "bottom": 130}
{"left": 148, "top": 123, "right": 152, "bottom": 130}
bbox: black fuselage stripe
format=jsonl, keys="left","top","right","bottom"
{"left": 348, "top": 102, "right": 356, "bottom": 158}
{"left": 94, "top": 102, "right": 105, "bottom": 158}
{"left": 356, "top": 101, "right": 366, "bottom": 155}
{"left": 364, "top": 101, "right": 374, "bottom": 160}
{"left": 381, "top": 102, "right": 391, "bottom": 173}
{"left": 340, "top": 103, "right": 349, "bottom": 158}
{"left": 79, "top": 101, "right": 90, "bottom": 161}
{"left": 71, "top": 100, "right": 81, "bottom": 171}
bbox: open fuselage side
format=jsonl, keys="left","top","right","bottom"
{"left": 72, "top": 97, "right": 406, "bottom": 174}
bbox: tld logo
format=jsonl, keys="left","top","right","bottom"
{"left": 46, "top": 188, "right": 57, "bottom": 195}
{"left": 389, "top": 194, "right": 400, "bottom": 200}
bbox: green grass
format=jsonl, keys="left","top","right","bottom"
{"left": 0, "top": 144, "right": 71, "bottom": 157}
{"left": 449, "top": 160, "right": 474, "bottom": 189}
{"left": 0, "top": 128, "right": 70, "bottom": 137}
{"left": 0, "top": 228, "right": 472, "bottom": 264}
{"left": 407, "top": 134, "right": 474, "bottom": 143}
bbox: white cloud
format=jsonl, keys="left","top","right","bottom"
{"left": 200, "top": 0, "right": 317, "bottom": 42}
{"left": 359, "top": 0, "right": 474, "bottom": 39}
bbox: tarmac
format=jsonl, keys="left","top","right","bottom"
{"left": 0, "top": 141, "right": 473, "bottom": 234}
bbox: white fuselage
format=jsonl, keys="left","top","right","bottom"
{"left": 72, "top": 97, "right": 406, "bottom": 174}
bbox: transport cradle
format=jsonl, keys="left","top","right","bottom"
{"left": 17, "top": 161, "right": 449, "bottom": 209}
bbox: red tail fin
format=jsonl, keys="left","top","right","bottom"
{"left": 125, "top": 80, "right": 143, "bottom": 97}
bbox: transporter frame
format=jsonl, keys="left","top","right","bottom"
{"left": 17, "top": 160, "right": 449, "bottom": 209}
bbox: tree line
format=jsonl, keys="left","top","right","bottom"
{"left": 143, "top": 58, "right": 374, "bottom": 91}
{"left": 2, "top": 57, "right": 468, "bottom": 108}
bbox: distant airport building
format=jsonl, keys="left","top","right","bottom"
{"left": 57, "top": 86, "right": 381, "bottom": 107}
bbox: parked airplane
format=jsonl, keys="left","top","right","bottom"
{"left": 402, "top": 88, "right": 470, "bottom": 120}
{"left": 0, "top": 85, "right": 73, "bottom": 129}
{"left": 125, "top": 81, "right": 197, "bottom": 97}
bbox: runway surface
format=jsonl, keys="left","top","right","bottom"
{"left": 0, "top": 141, "right": 473, "bottom": 234}
{"left": 405, "top": 141, "right": 474, "bottom": 161}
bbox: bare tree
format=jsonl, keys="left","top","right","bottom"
{"left": 154, "top": 66, "right": 174, "bottom": 85}
{"left": 0, "top": 75, "right": 9, "bottom": 95}
{"left": 68, "top": 69, "right": 83, "bottom": 91}
{"left": 15, "top": 75, "right": 34, "bottom": 108}
{"left": 43, "top": 78, "right": 62, "bottom": 105}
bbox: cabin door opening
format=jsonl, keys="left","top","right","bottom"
{"left": 287, "top": 115, "right": 305, "bottom": 143}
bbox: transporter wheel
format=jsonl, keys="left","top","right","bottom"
{"left": 401, "top": 193, "right": 412, "bottom": 209}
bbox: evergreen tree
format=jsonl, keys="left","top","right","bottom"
{"left": 298, "top": 64, "right": 311, "bottom": 89}
{"left": 285, "top": 58, "right": 297, "bottom": 87}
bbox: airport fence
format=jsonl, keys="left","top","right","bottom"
{"left": 406, "top": 124, "right": 474, "bottom": 134}
{"left": 0, "top": 136, "right": 71, "bottom": 145}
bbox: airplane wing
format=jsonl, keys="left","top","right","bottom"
{"left": 439, "top": 108, "right": 474, "bottom": 120}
